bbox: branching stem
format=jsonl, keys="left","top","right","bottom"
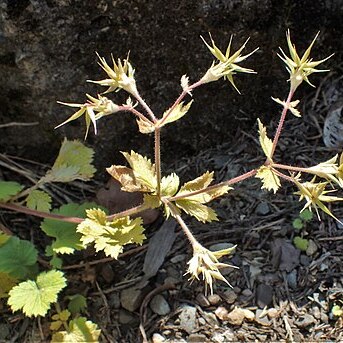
{"left": 134, "top": 92, "right": 157, "bottom": 122}
{"left": 159, "top": 80, "right": 204, "bottom": 126}
{"left": 164, "top": 200, "right": 198, "bottom": 247}
{"left": 155, "top": 128, "right": 162, "bottom": 197}
{"left": 270, "top": 88, "right": 295, "bottom": 158}
{"left": 169, "top": 168, "right": 257, "bottom": 202}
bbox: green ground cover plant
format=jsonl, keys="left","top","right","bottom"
{"left": 0, "top": 30, "right": 341, "bottom": 342}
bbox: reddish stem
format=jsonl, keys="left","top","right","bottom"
{"left": 270, "top": 88, "right": 295, "bottom": 158}
{"left": 169, "top": 169, "right": 257, "bottom": 202}
{"left": 158, "top": 79, "right": 204, "bottom": 126}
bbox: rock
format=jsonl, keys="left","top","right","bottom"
{"left": 242, "top": 309, "right": 255, "bottom": 321}
{"left": 198, "top": 317, "right": 206, "bottom": 325}
{"left": 179, "top": 305, "right": 197, "bottom": 334}
{"left": 321, "top": 312, "right": 329, "bottom": 323}
{"left": 215, "top": 306, "right": 229, "bottom": 320}
{"left": 313, "top": 306, "right": 321, "bottom": 319}
{"left": 152, "top": 333, "right": 166, "bottom": 343}
{"left": 286, "top": 270, "right": 297, "bottom": 289}
{"left": 208, "top": 294, "right": 221, "bottom": 305}
{"left": 196, "top": 293, "right": 210, "bottom": 308}
{"left": 202, "top": 311, "right": 219, "bottom": 326}
{"left": 223, "top": 289, "right": 238, "bottom": 304}
{"left": 306, "top": 239, "right": 318, "bottom": 256}
{"left": 164, "top": 276, "right": 181, "bottom": 286}
{"left": 295, "top": 314, "right": 315, "bottom": 328}
{"left": 241, "top": 288, "right": 253, "bottom": 297}
{"left": 150, "top": 294, "right": 171, "bottom": 315}
{"left": 120, "top": 287, "right": 144, "bottom": 312}
{"left": 300, "top": 254, "right": 311, "bottom": 266}
{"left": 170, "top": 254, "right": 186, "bottom": 263}
{"left": 267, "top": 308, "right": 279, "bottom": 319}
{"left": 209, "top": 242, "right": 235, "bottom": 252}
{"left": 255, "top": 202, "right": 270, "bottom": 215}
{"left": 226, "top": 307, "right": 246, "bottom": 326}
{"left": 109, "top": 292, "right": 121, "bottom": 309}
{"left": 118, "top": 309, "right": 137, "bottom": 325}
{"left": 255, "top": 309, "right": 271, "bottom": 326}
{"left": 256, "top": 284, "right": 273, "bottom": 308}
{"left": 188, "top": 333, "right": 207, "bottom": 342}
{"left": 211, "top": 329, "right": 235, "bottom": 342}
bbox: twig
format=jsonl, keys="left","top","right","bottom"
{"left": 0, "top": 122, "right": 39, "bottom": 129}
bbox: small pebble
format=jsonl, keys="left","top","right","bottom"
{"left": 198, "top": 317, "right": 206, "bottom": 325}
{"left": 300, "top": 254, "right": 311, "bottom": 266}
{"left": 150, "top": 294, "right": 171, "bottom": 315}
{"left": 152, "top": 333, "right": 166, "bottom": 343}
{"left": 170, "top": 254, "right": 186, "bottom": 263}
{"left": 224, "top": 289, "right": 238, "bottom": 304}
{"left": 242, "top": 288, "right": 253, "bottom": 297}
{"left": 255, "top": 202, "right": 270, "bottom": 215}
{"left": 118, "top": 309, "right": 136, "bottom": 324}
{"left": 256, "top": 284, "right": 273, "bottom": 308}
{"left": 188, "top": 333, "right": 207, "bottom": 342}
{"left": 202, "top": 311, "right": 219, "bottom": 326}
{"left": 295, "top": 313, "right": 315, "bottom": 328}
{"left": 208, "top": 294, "right": 221, "bottom": 305}
{"left": 267, "top": 308, "right": 279, "bottom": 319}
{"left": 321, "top": 312, "right": 329, "bottom": 323}
{"left": 306, "top": 239, "right": 318, "bottom": 256}
{"left": 209, "top": 242, "right": 235, "bottom": 252}
{"left": 255, "top": 309, "right": 271, "bottom": 326}
{"left": 226, "top": 307, "right": 246, "bottom": 326}
{"left": 179, "top": 305, "right": 197, "bottom": 334}
{"left": 196, "top": 293, "right": 210, "bottom": 307}
{"left": 286, "top": 270, "right": 297, "bottom": 289}
{"left": 313, "top": 306, "right": 321, "bottom": 319}
{"left": 215, "top": 306, "right": 229, "bottom": 321}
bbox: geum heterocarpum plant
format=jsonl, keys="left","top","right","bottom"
{"left": 52, "top": 30, "right": 342, "bottom": 294}
{"left": 1, "top": 31, "right": 341, "bottom": 299}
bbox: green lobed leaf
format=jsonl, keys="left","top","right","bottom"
{"left": 0, "top": 272, "right": 18, "bottom": 298}
{"left": 0, "top": 236, "right": 38, "bottom": 279}
{"left": 45, "top": 139, "right": 96, "bottom": 183}
{"left": 292, "top": 218, "right": 303, "bottom": 230}
{"left": 77, "top": 209, "right": 146, "bottom": 259}
{"left": 8, "top": 270, "right": 67, "bottom": 317}
{"left": 41, "top": 202, "right": 103, "bottom": 255}
{"left": 0, "top": 232, "right": 11, "bottom": 247}
{"left": 67, "top": 294, "right": 87, "bottom": 315}
{"left": 293, "top": 236, "right": 309, "bottom": 251}
{"left": 332, "top": 305, "right": 343, "bottom": 317}
{"left": 26, "top": 190, "right": 52, "bottom": 212}
{"left": 299, "top": 209, "right": 313, "bottom": 222}
{"left": 0, "top": 181, "right": 24, "bottom": 202}
{"left": 51, "top": 317, "right": 101, "bottom": 343}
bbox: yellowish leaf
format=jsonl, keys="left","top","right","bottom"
{"left": 175, "top": 200, "right": 218, "bottom": 223}
{"left": 257, "top": 119, "right": 273, "bottom": 160}
{"left": 256, "top": 166, "right": 281, "bottom": 193}
{"left": 122, "top": 151, "right": 157, "bottom": 191}
{"left": 161, "top": 173, "right": 180, "bottom": 197}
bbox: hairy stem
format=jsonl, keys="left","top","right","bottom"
{"left": 155, "top": 127, "right": 161, "bottom": 197}
{"left": 0, "top": 201, "right": 150, "bottom": 224}
{"left": 169, "top": 168, "right": 257, "bottom": 202}
{"left": 120, "top": 105, "right": 153, "bottom": 124}
{"left": 159, "top": 79, "right": 204, "bottom": 127}
{"left": 270, "top": 88, "right": 295, "bottom": 158}
{"left": 134, "top": 92, "right": 157, "bottom": 122}
{"left": 272, "top": 168, "right": 298, "bottom": 184}
{"left": 165, "top": 200, "right": 198, "bottom": 247}
{"left": 273, "top": 163, "right": 311, "bottom": 173}
{"left": 106, "top": 203, "right": 150, "bottom": 221}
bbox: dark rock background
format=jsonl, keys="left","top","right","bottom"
{"left": 0, "top": 0, "right": 342, "bottom": 175}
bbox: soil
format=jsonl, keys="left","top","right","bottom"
{"left": 0, "top": 1, "right": 343, "bottom": 342}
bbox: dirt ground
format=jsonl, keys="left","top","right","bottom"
{"left": 0, "top": 66, "right": 343, "bottom": 342}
